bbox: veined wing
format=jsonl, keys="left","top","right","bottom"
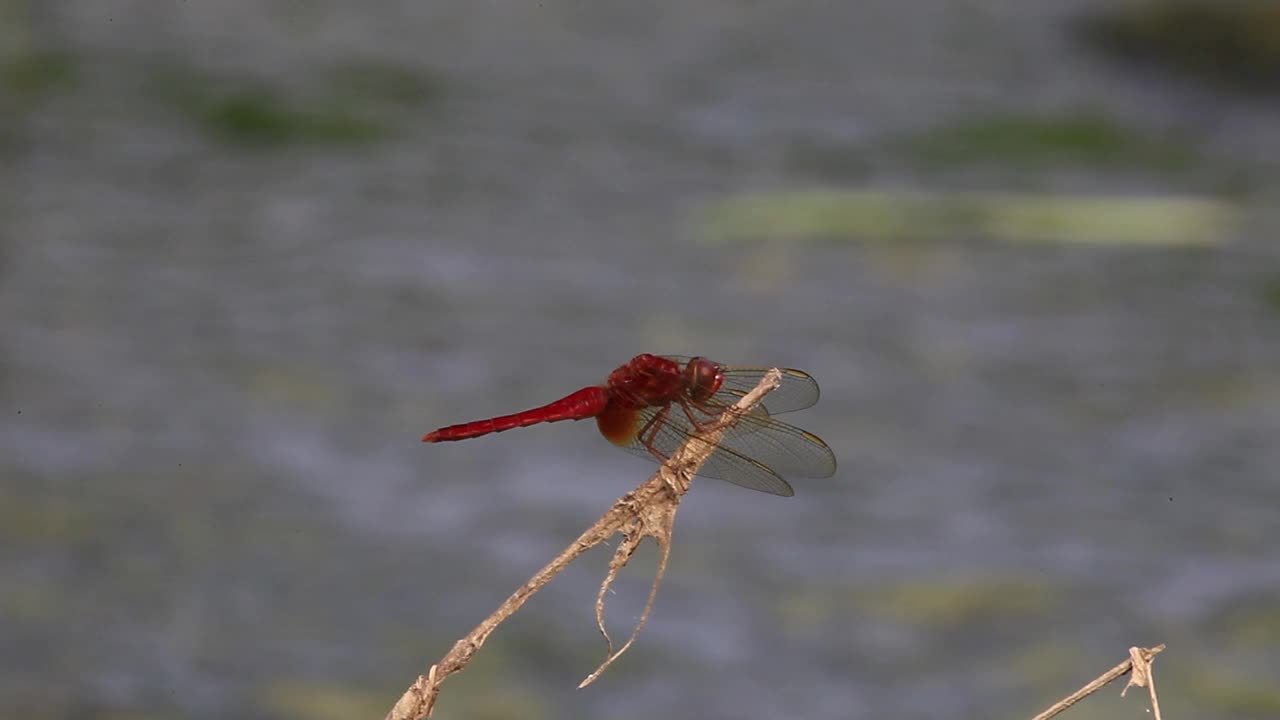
{"left": 616, "top": 400, "right": 836, "bottom": 496}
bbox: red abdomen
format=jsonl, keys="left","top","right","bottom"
{"left": 423, "top": 386, "right": 610, "bottom": 442}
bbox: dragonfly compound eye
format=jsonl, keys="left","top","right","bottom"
{"left": 684, "top": 357, "right": 724, "bottom": 402}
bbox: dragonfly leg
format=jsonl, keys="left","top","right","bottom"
{"left": 679, "top": 400, "right": 720, "bottom": 434}
{"left": 638, "top": 405, "right": 670, "bottom": 456}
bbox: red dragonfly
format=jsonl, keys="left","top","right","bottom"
{"left": 423, "top": 354, "right": 836, "bottom": 496}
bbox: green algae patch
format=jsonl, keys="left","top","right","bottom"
{"left": 152, "top": 59, "right": 440, "bottom": 147}
{"left": 200, "top": 89, "right": 383, "bottom": 145}
{"left": 2, "top": 48, "right": 78, "bottom": 102}
{"left": 857, "top": 577, "right": 1056, "bottom": 626}
{"left": 897, "top": 112, "right": 1199, "bottom": 171}
{"left": 1262, "top": 273, "right": 1280, "bottom": 314}
{"left": 0, "top": 46, "right": 79, "bottom": 149}
{"left": 699, "top": 190, "right": 1234, "bottom": 246}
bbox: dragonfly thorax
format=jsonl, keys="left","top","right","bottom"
{"left": 606, "top": 354, "right": 687, "bottom": 408}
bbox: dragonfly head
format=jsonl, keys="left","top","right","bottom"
{"left": 683, "top": 357, "right": 724, "bottom": 403}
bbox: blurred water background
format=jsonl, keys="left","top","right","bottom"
{"left": 3, "top": 1, "right": 1280, "bottom": 718}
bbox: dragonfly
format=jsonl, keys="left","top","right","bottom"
{"left": 423, "top": 354, "right": 836, "bottom": 496}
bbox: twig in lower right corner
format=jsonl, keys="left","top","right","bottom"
{"left": 1030, "top": 644, "right": 1166, "bottom": 720}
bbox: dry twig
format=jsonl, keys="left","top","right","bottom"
{"left": 1030, "top": 644, "right": 1166, "bottom": 720}
{"left": 385, "top": 369, "right": 785, "bottom": 720}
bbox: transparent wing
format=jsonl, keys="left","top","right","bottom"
{"left": 617, "top": 400, "right": 837, "bottom": 496}
{"left": 661, "top": 356, "right": 821, "bottom": 414}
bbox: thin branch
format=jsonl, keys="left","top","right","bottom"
{"left": 385, "top": 369, "right": 785, "bottom": 720}
{"left": 1030, "top": 644, "right": 1166, "bottom": 720}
